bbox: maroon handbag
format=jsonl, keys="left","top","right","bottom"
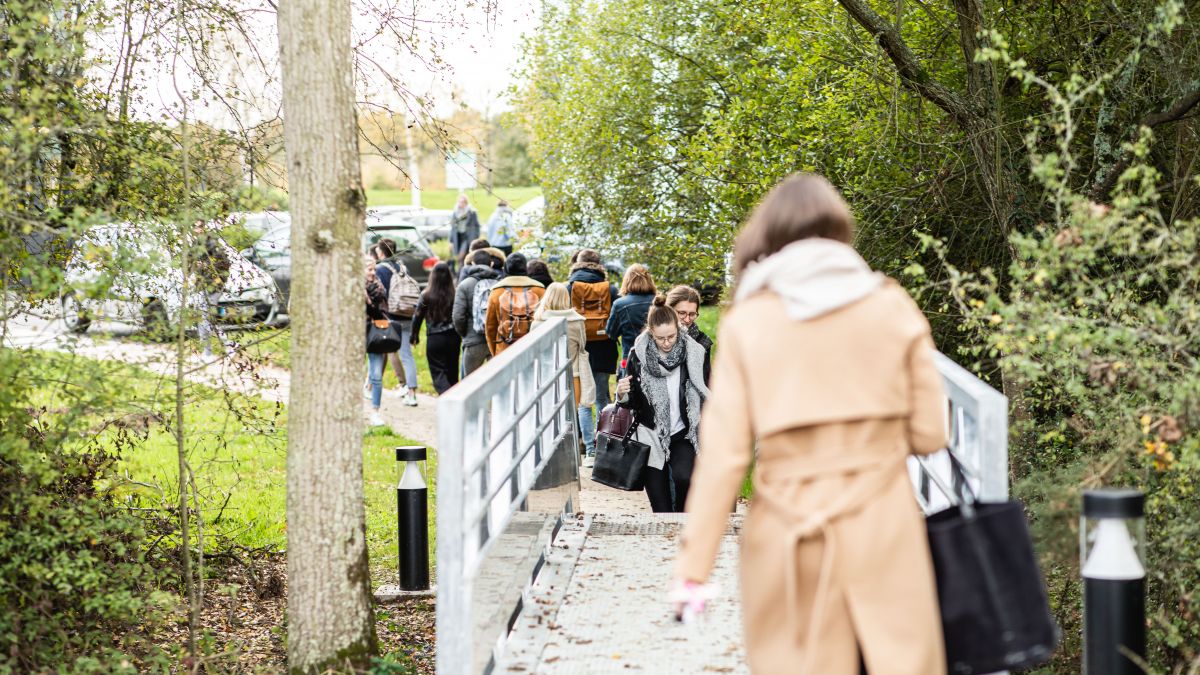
{"left": 597, "top": 403, "right": 634, "bottom": 438}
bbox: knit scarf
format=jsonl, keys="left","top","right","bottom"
{"left": 633, "top": 332, "right": 709, "bottom": 457}
{"left": 642, "top": 332, "right": 685, "bottom": 376}
{"left": 686, "top": 323, "right": 712, "bottom": 352}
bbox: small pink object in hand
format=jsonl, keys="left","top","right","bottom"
{"left": 669, "top": 579, "right": 720, "bottom": 624}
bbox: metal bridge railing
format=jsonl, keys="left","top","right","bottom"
{"left": 911, "top": 351, "right": 1010, "bottom": 513}
{"left": 436, "top": 318, "right": 581, "bottom": 675}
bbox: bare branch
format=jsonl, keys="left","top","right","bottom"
{"left": 1091, "top": 82, "right": 1200, "bottom": 201}
{"left": 834, "top": 0, "right": 982, "bottom": 128}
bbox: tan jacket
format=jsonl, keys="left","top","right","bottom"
{"left": 675, "top": 280, "right": 948, "bottom": 675}
{"left": 484, "top": 276, "right": 545, "bottom": 356}
{"left": 532, "top": 308, "right": 596, "bottom": 406}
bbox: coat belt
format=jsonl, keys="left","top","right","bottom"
{"left": 751, "top": 456, "right": 907, "bottom": 673}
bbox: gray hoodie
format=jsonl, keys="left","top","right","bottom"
{"left": 453, "top": 264, "right": 502, "bottom": 346}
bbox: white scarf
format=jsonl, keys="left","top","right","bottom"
{"left": 734, "top": 238, "right": 884, "bottom": 320}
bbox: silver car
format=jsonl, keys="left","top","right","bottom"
{"left": 60, "top": 222, "right": 280, "bottom": 335}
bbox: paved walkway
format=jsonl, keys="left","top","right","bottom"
{"left": 502, "top": 513, "right": 747, "bottom": 674}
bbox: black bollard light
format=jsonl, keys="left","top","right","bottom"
{"left": 1082, "top": 489, "right": 1146, "bottom": 674}
{"left": 396, "top": 445, "right": 430, "bottom": 591}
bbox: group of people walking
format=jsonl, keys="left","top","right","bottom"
{"left": 363, "top": 207, "right": 716, "bottom": 516}
{"left": 365, "top": 176, "right": 993, "bottom": 673}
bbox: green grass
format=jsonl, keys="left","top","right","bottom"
{"left": 366, "top": 186, "right": 542, "bottom": 224}
{"left": 696, "top": 305, "right": 720, "bottom": 344}
{"left": 18, "top": 348, "right": 433, "bottom": 585}
{"left": 243, "top": 326, "right": 436, "bottom": 395}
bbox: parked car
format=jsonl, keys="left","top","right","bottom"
{"left": 61, "top": 223, "right": 280, "bottom": 335}
{"left": 363, "top": 218, "right": 440, "bottom": 288}
{"left": 232, "top": 211, "right": 291, "bottom": 239}
{"left": 245, "top": 223, "right": 292, "bottom": 312}
{"left": 368, "top": 206, "right": 452, "bottom": 241}
{"left": 239, "top": 219, "right": 439, "bottom": 318}
{"left": 516, "top": 225, "right": 624, "bottom": 282}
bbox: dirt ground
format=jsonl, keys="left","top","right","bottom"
{"left": 155, "top": 554, "right": 435, "bottom": 673}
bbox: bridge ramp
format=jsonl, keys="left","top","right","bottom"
{"left": 502, "top": 513, "right": 748, "bottom": 674}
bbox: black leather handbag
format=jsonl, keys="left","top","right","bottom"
{"left": 366, "top": 319, "right": 402, "bottom": 354}
{"left": 925, "top": 454, "right": 1058, "bottom": 673}
{"left": 591, "top": 414, "right": 651, "bottom": 491}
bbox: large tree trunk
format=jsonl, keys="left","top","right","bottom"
{"left": 277, "top": 0, "right": 377, "bottom": 670}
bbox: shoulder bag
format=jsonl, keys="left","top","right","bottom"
{"left": 366, "top": 319, "right": 402, "bottom": 354}
{"left": 591, "top": 412, "right": 650, "bottom": 491}
{"left": 596, "top": 402, "right": 634, "bottom": 438}
{"left": 924, "top": 452, "right": 1058, "bottom": 673}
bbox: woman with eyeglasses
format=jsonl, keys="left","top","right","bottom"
{"left": 665, "top": 285, "right": 711, "bottom": 385}
{"left": 614, "top": 295, "right": 710, "bottom": 512}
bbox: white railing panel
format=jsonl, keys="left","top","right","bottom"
{"left": 436, "top": 318, "right": 581, "bottom": 675}
{"left": 910, "top": 351, "right": 1009, "bottom": 513}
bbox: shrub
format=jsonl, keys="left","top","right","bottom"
{"left": 0, "top": 352, "right": 167, "bottom": 672}
{"left": 937, "top": 67, "right": 1200, "bottom": 669}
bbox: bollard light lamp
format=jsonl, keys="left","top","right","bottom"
{"left": 396, "top": 445, "right": 430, "bottom": 592}
{"left": 1082, "top": 488, "right": 1145, "bottom": 675}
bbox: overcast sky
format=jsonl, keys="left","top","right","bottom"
{"left": 104, "top": 0, "right": 541, "bottom": 130}
{"left": 423, "top": 0, "right": 541, "bottom": 113}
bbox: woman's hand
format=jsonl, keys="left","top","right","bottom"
{"left": 668, "top": 578, "right": 719, "bottom": 624}
{"left": 615, "top": 376, "right": 632, "bottom": 398}
{"left": 410, "top": 334, "right": 420, "bottom": 346}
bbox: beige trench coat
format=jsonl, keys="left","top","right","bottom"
{"left": 675, "top": 280, "right": 948, "bottom": 675}
{"left": 532, "top": 309, "right": 595, "bottom": 406}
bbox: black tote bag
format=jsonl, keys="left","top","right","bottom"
{"left": 925, "top": 454, "right": 1058, "bottom": 673}
{"left": 366, "top": 319, "right": 402, "bottom": 354}
{"left": 591, "top": 415, "right": 651, "bottom": 491}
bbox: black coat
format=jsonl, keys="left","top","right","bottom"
{"left": 617, "top": 346, "right": 693, "bottom": 434}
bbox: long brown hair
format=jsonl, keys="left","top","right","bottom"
{"left": 620, "top": 263, "right": 657, "bottom": 296}
{"left": 644, "top": 294, "right": 678, "bottom": 332}
{"left": 732, "top": 173, "right": 855, "bottom": 280}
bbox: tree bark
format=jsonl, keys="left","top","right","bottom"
{"left": 277, "top": 0, "right": 378, "bottom": 669}
{"left": 835, "top": 0, "right": 1015, "bottom": 238}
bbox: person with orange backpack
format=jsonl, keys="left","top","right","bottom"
{"left": 566, "top": 249, "right": 620, "bottom": 456}
{"left": 484, "top": 253, "right": 546, "bottom": 356}
{"left": 567, "top": 250, "right": 619, "bottom": 380}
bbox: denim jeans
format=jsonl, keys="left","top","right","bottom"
{"left": 368, "top": 352, "right": 386, "bottom": 409}
{"left": 387, "top": 322, "right": 417, "bottom": 389}
{"left": 591, "top": 368, "right": 612, "bottom": 411}
{"left": 577, "top": 405, "right": 596, "bottom": 456}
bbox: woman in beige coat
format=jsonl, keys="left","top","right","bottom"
{"left": 673, "top": 174, "right": 948, "bottom": 674}
{"left": 532, "top": 283, "right": 597, "bottom": 458}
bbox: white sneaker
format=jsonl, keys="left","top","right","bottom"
{"left": 369, "top": 411, "right": 387, "bottom": 427}
{"left": 583, "top": 455, "right": 595, "bottom": 468}
{"left": 404, "top": 392, "right": 418, "bottom": 407}
{"left": 397, "top": 384, "right": 411, "bottom": 397}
